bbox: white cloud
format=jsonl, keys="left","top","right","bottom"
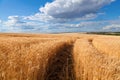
{"left": 0, "top": 0, "right": 117, "bottom": 33}
{"left": 0, "top": 20, "right": 2, "bottom": 23}
{"left": 25, "top": 0, "right": 114, "bottom": 23}
{"left": 24, "top": 13, "right": 53, "bottom": 22}
{"left": 2, "top": 15, "right": 119, "bottom": 33}
{"left": 1, "top": 16, "right": 52, "bottom": 33}
{"left": 75, "top": 21, "right": 104, "bottom": 27}
{"left": 40, "top": 0, "right": 114, "bottom": 18}
{"left": 3, "top": 16, "right": 21, "bottom": 27}
{"left": 24, "top": 13, "right": 68, "bottom": 23}
{"left": 103, "top": 24, "right": 120, "bottom": 30}
{"left": 2, "top": 14, "right": 120, "bottom": 33}
{"left": 3, "top": 16, "right": 39, "bottom": 28}
{"left": 24, "top": 13, "right": 97, "bottom": 23}
{"left": 0, "top": 20, "right": 2, "bottom": 24}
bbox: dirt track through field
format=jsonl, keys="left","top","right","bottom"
{"left": 44, "top": 43, "right": 75, "bottom": 80}
{"left": 41, "top": 38, "right": 97, "bottom": 80}
{"left": 42, "top": 38, "right": 120, "bottom": 80}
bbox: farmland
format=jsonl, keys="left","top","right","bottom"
{"left": 0, "top": 33, "right": 120, "bottom": 80}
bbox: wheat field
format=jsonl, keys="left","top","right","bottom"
{"left": 0, "top": 33, "right": 120, "bottom": 80}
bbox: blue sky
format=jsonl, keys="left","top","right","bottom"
{"left": 0, "top": 0, "right": 53, "bottom": 20}
{"left": 0, "top": 0, "right": 120, "bottom": 33}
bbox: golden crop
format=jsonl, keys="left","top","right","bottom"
{"left": 0, "top": 33, "right": 120, "bottom": 80}
{"left": 73, "top": 39, "right": 120, "bottom": 80}
{"left": 93, "top": 37, "right": 120, "bottom": 58}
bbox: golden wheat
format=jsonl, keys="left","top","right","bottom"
{"left": 73, "top": 39, "right": 120, "bottom": 80}
{"left": 93, "top": 37, "right": 120, "bottom": 58}
{"left": 0, "top": 33, "right": 120, "bottom": 80}
{"left": 0, "top": 36, "right": 75, "bottom": 80}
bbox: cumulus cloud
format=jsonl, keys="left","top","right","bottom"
{"left": 24, "top": 13, "right": 97, "bottom": 23}
{"left": 2, "top": 15, "right": 120, "bottom": 33}
{"left": 3, "top": 16, "right": 23, "bottom": 27}
{"left": 103, "top": 24, "right": 120, "bottom": 30}
{"left": 40, "top": 0, "right": 114, "bottom": 18}
{"left": 42, "top": 21, "right": 108, "bottom": 32}
{"left": 0, "top": 20, "right": 2, "bottom": 23}
{"left": 102, "top": 19, "right": 120, "bottom": 31}
{"left": 24, "top": 13, "right": 69, "bottom": 23}
{"left": 1, "top": 16, "right": 53, "bottom": 33}
{"left": 2, "top": 15, "right": 118, "bottom": 33}
{"left": 25, "top": 0, "right": 114, "bottom": 23}
{"left": 3, "top": 16, "right": 37, "bottom": 28}
{"left": 0, "top": 0, "right": 117, "bottom": 33}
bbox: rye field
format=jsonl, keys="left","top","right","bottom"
{"left": 0, "top": 33, "right": 120, "bottom": 80}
